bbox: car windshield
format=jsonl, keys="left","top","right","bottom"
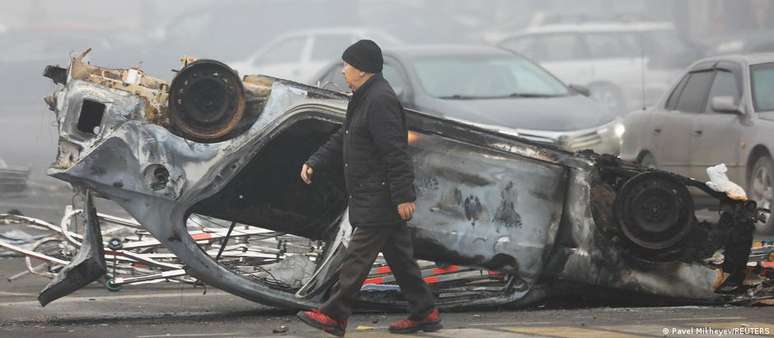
{"left": 751, "top": 62, "right": 774, "bottom": 112}
{"left": 412, "top": 54, "right": 569, "bottom": 99}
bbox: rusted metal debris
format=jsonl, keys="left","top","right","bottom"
{"left": 37, "top": 190, "right": 106, "bottom": 306}
{"left": 35, "top": 49, "right": 773, "bottom": 310}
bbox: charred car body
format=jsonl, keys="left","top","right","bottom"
{"left": 38, "top": 50, "right": 772, "bottom": 310}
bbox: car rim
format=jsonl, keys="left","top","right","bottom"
{"left": 751, "top": 164, "right": 773, "bottom": 211}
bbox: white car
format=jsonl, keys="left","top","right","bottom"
{"left": 496, "top": 22, "right": 704, "bottom": 116}
{"left": 230, "top": 27, "right": 401, "bottom": 84}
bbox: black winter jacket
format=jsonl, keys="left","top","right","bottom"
{"left": 306, "top": 74, "right": 416, "bottom": 227}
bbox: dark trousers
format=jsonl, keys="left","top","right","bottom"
{"left": 320, "top": 224, "right": 436, "bottom": 321}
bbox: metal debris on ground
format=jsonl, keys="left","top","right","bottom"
{"left": 0, "top": 204, "right": 508, "bottom": 297}
{"left": 272, "top": 325, "right": 289, "bottom": 334}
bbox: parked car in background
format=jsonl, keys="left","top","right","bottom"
{"left": 714, "top": 29, "right": 774, "bottom": 55}
{"left": 314, "top": 45, "right": 624, "bottom": 155}
{"left": 496, "top": 21, "right": 704, "bottom": 116}
{"left": 139, "top": 1, "right": 360, "bottom": 76}
{"left": 229, "top": 27, "right": 401, "bottom": 84}
{"left": 0, "top": 29, "right": 135, "bottom": 106}
{"left": 621, "top": 53, "right": 774, "bottom": 233}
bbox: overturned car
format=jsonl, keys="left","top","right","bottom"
{"left": 38, "top": 50, "right": 773, "bottom": 310}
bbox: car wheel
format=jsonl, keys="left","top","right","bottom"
{"left": 168, "top": 59, "right": 246, "bottom": 143}
{"left": 748, "top": 155, "right": 774, "bottom": 234}
{"left": 638, "top": 152, "right": 657, "bottom": 169}
{"left": 590, "top": 84, "right": 626, "bottom": 116}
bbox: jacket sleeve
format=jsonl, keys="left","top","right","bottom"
{"left": 306, "top": 127, "right": 344, "bottom": 170}
{"left": 367, "top": 93, "right": 416, "bottom": 205}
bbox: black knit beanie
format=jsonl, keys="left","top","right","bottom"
{"left": 342, "top": 39, "right": 383, "bottom": 73}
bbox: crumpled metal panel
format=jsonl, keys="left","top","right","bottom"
{"left": 38, "top": 190, "right": 106, "bottom": 306}
{"left": 409, "top": 131, "right": 568, "bottom": 283}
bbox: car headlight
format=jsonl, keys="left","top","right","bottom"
{"left": 614, "top": 123, "right": 626, "bottom": 138}
{"left": 597, "top": 119, "right": 626, "bottom": 138}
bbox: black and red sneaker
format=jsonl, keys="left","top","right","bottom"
{"left": 389, "top": 308, "right": 442, "bottom": 334}
{"left": 296, "top": 309, "right": 347, "bottom": 337}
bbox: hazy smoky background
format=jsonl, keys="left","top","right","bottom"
{"left": 0, "top": 0, "right": 772, "bottom": 217}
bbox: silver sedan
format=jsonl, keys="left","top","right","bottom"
{"left": 621, "top": 53, "right": 774, "bottom": 233}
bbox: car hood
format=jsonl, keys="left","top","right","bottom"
{"left": 420, "top": 94, "right": 614, "bottom": 132}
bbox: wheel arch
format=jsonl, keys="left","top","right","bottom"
{"left": 636, "top": 150, "right": 655, "bottom": 164}
{"left": 637, "top": 150, "right": 653, "bottom": 160}
{"left": 746, "top": 145, "right": 771, "bottom": 184}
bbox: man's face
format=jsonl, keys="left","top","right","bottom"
{"left": 341, "top": 62, "right": 363, "bottom": 91}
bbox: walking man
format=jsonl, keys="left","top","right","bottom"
{"left": 296, "top": 40, "right": 441, "bottom": 336}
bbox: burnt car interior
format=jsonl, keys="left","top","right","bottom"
{"left": 192, "top": 118, "right": 346, "bottom": 241}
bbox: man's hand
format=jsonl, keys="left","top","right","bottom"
{"left": 397, "top": 202, "right": 416, "bottom": 221}
{"left": 300, "top": 163, "right": 314, "bottom": 184}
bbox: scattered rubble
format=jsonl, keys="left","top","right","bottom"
{"left": 272, "top": 324, "right": 288, "bottom": 334}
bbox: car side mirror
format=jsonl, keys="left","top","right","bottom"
{"left": 710, "top": 96, "right": 743, "bottom": 115}
{"left": 569, "top": 84, "right": 591, "bottom": 97}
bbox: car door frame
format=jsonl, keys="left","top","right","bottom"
{"left": 651, "top": 63, "right": 715, "bottom": 176}
{"left": 689, "top": 61, "right": 748, "bottom": 181}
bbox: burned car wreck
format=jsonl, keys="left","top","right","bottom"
{"left": 37, "top": 50, "right": 773, "bottom": 310}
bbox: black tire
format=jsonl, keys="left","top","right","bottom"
{"left": 748, "top": 155, "right": 774, "bottom": 234}
{"left": 614, "top": 172, "right": 694, "bottom": 258}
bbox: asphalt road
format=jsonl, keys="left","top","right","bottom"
{"left": 0, "top": 256, "right": 772, "bottom": 338}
